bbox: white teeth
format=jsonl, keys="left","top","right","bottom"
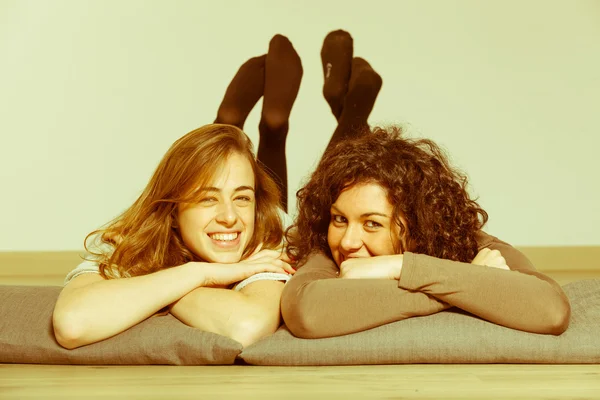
{"left": 209, "top": 232, "right": 239, "bottom": 241}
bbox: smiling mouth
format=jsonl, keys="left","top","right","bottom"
{"left": 208, "top": 232, "right": 240, "bottom": 242}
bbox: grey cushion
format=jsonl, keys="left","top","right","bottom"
{"left": 240, "top": 279, "right": 600, "bottom": 365}
{"left": 0, "top": 285, "right": 242, "bottom": 365}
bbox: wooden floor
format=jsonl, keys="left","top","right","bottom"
{"left": 1, "top": 364, "right": 599, "bottom": 400}
{"left": 1, "top": 271, "right": 599, "bottom": 400}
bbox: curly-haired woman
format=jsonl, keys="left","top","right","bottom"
{"left": 281, "top": 126, "right": 570, "bottom": 339}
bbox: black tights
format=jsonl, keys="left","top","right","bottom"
{"left": 214, "top": 31, "right": 381, "bottom": 212}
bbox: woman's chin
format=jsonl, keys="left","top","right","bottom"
{"left": 205, "top": 249, "right": 245, "bottom": 264}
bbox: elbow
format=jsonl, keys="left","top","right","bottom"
{"left": 52, "top": 311, "right": 90, "bottom": 350}
{"left": 544, "top": 300, "right": 571, "bottom": 335}
{"left": 281, "top": 297, "right": 323, "bottom": 339}
{"left": 228, "top": 314, "right": 280, "bottom": 348}
{"left": 527, "top": 295, "right": 571, "bottom": 335}
{"left": 284, "top": 316, "right": 321, "bottom": 339}
{"left": 280, "top": 281, "right": 333, "bottom": 339}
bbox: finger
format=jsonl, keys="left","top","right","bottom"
{"left": 247, "top": 250, "right": 279, "bottom": 263}
{"left": 247, "top": 243, "right": 264, "bottom": 259}
{"left": 483, "top": 252, "right": 500, "bottom": 265}
{"left": 339, "top": 262, "right": 350, "bottom": 276}
{"left": 471, "top": 248, "right": 489, "bottom": 264}
{"left": 257, "top": 264, "right": 288, "bottom": 275}
{"left": 489, "top": 249, "right": 501, "bottom": 258}
{"left": 486, "top": 261, "right": 510, "bottom": 270}
{"left": 278, "top": 251, "right": 296, "bottom": 265}
{"left": 498, "top": 256, "right": 509, "bottom": 270}
{"left": 241, "top": 264, "right": 278, "bottom": 277}
{"left": 247, "top": 253, "right": 281, "bottom": 264}
{"left": 266, "top": 258, "right": 293, "bottom": 271}
{"left": 477, "top": 248, "right": 490, "bottom": 257}
{"left": 276, "top": 260, "right": 295, "bottom": 274}
{"left": 258, "top": 249, "right": 282, "bottom": 258}
{"left": 252, "top": 249, "right": 282, "bottom": 260}
{"left": 488, "top": 254, "right": 505, "bottom": 266}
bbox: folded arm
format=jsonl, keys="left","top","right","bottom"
{"left": 281, "top": 237, "right": 571, "bottom": 339}
{"left": 399, "top": 239, "right": 571, "bottom": 335}
{"left": 281, "top": 253, "right": 449, "bottom": 338}
{"left": 170, "top": 278, "right": 286, "bottom": 347}
{"left": 53, "top": 262, "right": 206, "bottom": 349}
{"left": 54, "top": 253, "right": 291, "bottom": 349}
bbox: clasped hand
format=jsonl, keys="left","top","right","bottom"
{"left": 337, "top": 247, "right": 510, "bottom": 281}
{"left": 198, "top": 244, "right": 295, "bottom": 287}
{"left": 338, "top": 255, "right": 403, "bottom": 280}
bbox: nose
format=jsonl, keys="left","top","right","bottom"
{"left": 215, "top": 200, "right": 238, "bottom": 227}
{"left": 340, "top": 224, "right": 363, "bottom": 253}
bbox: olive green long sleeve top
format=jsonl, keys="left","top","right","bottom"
{"left": 281, "top": 232, "right": 570, "bottom": 338}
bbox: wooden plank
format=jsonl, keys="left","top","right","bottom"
{"left": 0, "top": 364, "right": 599, "bottom": 400}
{"left": 517, "top": 246, "right": 600, "bottom": 271}
{"left": 0, "top": 251, "right": 82, "bottom": 276}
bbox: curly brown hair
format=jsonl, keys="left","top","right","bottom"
{"left": 286, "top": 125, "right": 488, "bottom": 265}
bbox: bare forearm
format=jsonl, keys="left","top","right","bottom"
{"left": 171, "top": 281, "right": 284, "bottom": 346}
{"left": 171, "top": 288, "right": 249, "bottom": 335}
{"left": 53, "top": 263, "right": 205, "bottom": 348}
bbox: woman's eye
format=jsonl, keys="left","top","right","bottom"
{"left": 235, "top": 196, "right": 252, "bottom": 203}
{"left": 332, "top": 215, "right": 347, "bottom": 224}
{"left": 199, "top": 197, "right": 218, "bottom": 204}
{"left": 365, "top": 220, "right": 382, "bottom": 229}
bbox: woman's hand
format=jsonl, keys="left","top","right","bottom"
{"left": 471, "top": 248, "right": 510, "bottom": 270}
{"left": 198, "top": 245, "right": 295, "bottom": 287}
{"left": 339, "top": 255, "right": 403, "bottom": 280}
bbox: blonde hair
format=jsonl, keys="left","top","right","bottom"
{"left": 86, "top": 124, "right": 283, "bottom": 279}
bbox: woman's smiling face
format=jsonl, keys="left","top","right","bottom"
{"left": 327, "top": 182, "right": 406, "bottom": 267}
{"left": 178, "top": 152, "right": 256, "bottom": 263}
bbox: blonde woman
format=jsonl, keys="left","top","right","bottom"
{"left": 53, "top": 124, "right": 295, "bottom": 349}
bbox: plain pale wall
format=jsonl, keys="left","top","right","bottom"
{"left": 1, "top": 0, "right": 599, "bottom": 251}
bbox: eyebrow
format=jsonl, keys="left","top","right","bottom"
{"left": 331, "top": 205, "right": 390, "bottom": 219}
{"left": 199, "top": 186, "right": 255, "bottom": 193}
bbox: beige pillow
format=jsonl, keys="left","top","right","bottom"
{"left": 0, "top": 285, "right": 242, "bottom": 365}
{"left": 240, "top": 279, "right": 600, "bottom": 365}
